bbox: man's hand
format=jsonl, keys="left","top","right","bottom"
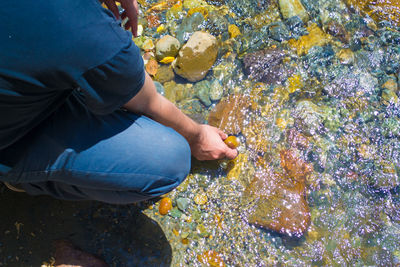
{"left": 123, "top": 73, "right": 238, "bottom": 161}
{"left": 189, "top": 125, "right": 238, "bottom": 161}
{"left": 103, "top": 0, "right": 139, "bottom": 36}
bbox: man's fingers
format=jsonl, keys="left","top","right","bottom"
{"left": 217, "top": 129, "right": 228, "bottom": 140}
{"left": 104, "top": 0, "right": 120, "bottom": 20}
{"left": 224, "top": 147, "right": 238, "bottom": 160}
{"left": 121, "top": 0, "right": 138, "bottom": 36}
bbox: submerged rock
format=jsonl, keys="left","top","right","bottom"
{"left": 245, "top": 150, "right": 312, "bottom": 237}
{"left": 208, "top": 94, "right": 251, "bottom": 135}
{"left": 174, "top": 12, "right": 205, "bottom": 43}
{"left": 345, "top": 0, "right": 400, "bottom": 27}
{"left": 288, "top": 23, "right": 332, "bottom": 56}
{"left": 243, "top": 47, "right": 292, "bottom": 84}
{"left": 193, "top": 80, "right": 212, "bottom": 106}
{"left": 325, "top": 20, "right": 350, "bottom": 44}
{"left": 173, "top": 31, "right": 218, "bottom": 82}
{"left": 155, "top": 35, "right": 181, "bottom": 61}
{"left": 154, "top": 65, "right": 175, "bottom": 83}
{"left": 278, "top": 0, "right": 309, "bottom": 22}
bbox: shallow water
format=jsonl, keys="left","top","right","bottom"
{"left": 136, "top": 0, "right": 400, "bottom": 266}
{"left": 1, "top": 0, "right": 399, "bottom": 266}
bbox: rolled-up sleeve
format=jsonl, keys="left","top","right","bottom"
{"left": 76, "top": 41, "right": 145, "bottom": 115}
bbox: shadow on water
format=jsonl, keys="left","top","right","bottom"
{"left": 0, "top": 185, "right": 172, "bottom": 267}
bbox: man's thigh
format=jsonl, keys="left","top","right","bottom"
{"left": 1, "top": 93, "right": 191, "bottom": 198}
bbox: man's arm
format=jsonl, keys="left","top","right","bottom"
{"left": 123, "top": 72, "right": 238, "bottom": 160}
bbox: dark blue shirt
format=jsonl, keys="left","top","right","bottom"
{"left": 0, "top": 0, "right": 145, "bottom": 149}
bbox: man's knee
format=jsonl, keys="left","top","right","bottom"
{"left": 141, "top": 130, "right": 191, "bottom": 197}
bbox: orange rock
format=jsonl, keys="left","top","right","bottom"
{"left": 245, "top": 167, "right": 311, "bottom": 237}
{"left": 146, "top": 59, "right": 159, "bottom": 76}
{"left": 286, "top": 128, "right": 309, "bottom": 149}
{"left": 224, "top": 136, "right": 239, "bottom": 149}
{"left": 147, "top": 14, "right": 161, "bottom": 28}
{"left": 208, "top": 95, "right": 251, "bottom": 135}
{"left": 197, "top": 250, "right": 225, "bottom": 267}
{"left": 280, "top": 149, "right": 313, "bottom": 185}
{"left": 159, "top": 197, "right": 172, "bottom": 215}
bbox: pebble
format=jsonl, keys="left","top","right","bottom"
{"left": 176, "top": 197, "right": 190, "bottom": 211}
{"left": 159, "top": 197, "right": 173, "bottom": 215}
{"left": 194, "top": 193, "right": 208, "bottom": 205}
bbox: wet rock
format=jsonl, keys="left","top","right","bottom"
{"left": 173, "top": 31, "right": 218, "bottom": 82}
{"left": 244, "top": 150, "right": 312, "bottom": 237}
{"left": 208, "top": 94, "right": 251, "bottom": 135}
{"left": 163, "top": 80, "right": 187, "bottom": 103}
{"left": 344, "top": 0, "right": 400, "bottom": 27}
{"left": 205, "top": 11, "right": 229, "bottom": 36}
{"left": 382, "top": 78, "right": 399, "bottom": 92}
{"left": 209, "top": 80, "right": 224, "bottom": 101}
{"left": 174, "top": 12, "right": 205, "bottom": 43}
{"left": 154, "top": 65, "right": 175, "bottom": 83}
{"left": 54, "top": 240, "right": 108, "bottom": 267}
{"left": 288, "top": 23, "right": 332, "bottom": 56}
{"left": 278, "top": 0, "right": 309, "bottom": 22}
{"left": 193, "top": 80, "right": 212, "bottom": 106}
{"left": 285, "top": 15, "right": 307, "bottom": 37}
{"left": 243, "top": 47, "right": 292, "bottom": 84}
{"left": 176, "top": 197, "right": 190, "bottom": 211}
{"left": 286, "top": 128, "right": 310, "bottom": 150}
{"left": 268, "top": 21, "right": 291, "bottom": 42}
{"left": 292, "top": 100, "right": 323, "bottom": 136}
{"left": 155, "top": 35, "right": 181, "bottom": 61}
{"left": 153, "top": 81, "right": 165, "bottom": 95}
{"left": 325, "top": 20, "right": 350, "bottom": 44}
{"left": 336, "top": 48, "right": 355, "bottom": 65}
{"left": 234, "top": 29, "right": 271, "bottom": 55}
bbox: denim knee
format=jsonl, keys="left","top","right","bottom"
{"left": 140, "top": 130, "right": 191, "bottom": 197}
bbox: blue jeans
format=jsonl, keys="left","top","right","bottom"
{"left": 0, "top": 93, "right": 191, "bottom": 204}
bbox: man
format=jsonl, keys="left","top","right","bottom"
{"left": 0, "top": 0, "right": 237, "bottom": 204}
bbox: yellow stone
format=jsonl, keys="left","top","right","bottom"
{"left": 156, "top": 24, "right": 166, "bottom": 33}
{"left": 288, "top": 23, "right": 332, "bottom": 55}
{"left": 187, "top": 6, "right": 209, "bottom": 18}
{"left": 194, "top": 193, "right": 208, "bottom": 205}
{"left": 159, "top": 56, "right": 175, "bottom": 64}
{"left": 287, "top": 74, "right": 303, "bottom": 93}
{"left": 276, "top": 118, "right": 288, "bottom": 130}
{"left": 228, "top": 24, "right": 241, "bottom": 38}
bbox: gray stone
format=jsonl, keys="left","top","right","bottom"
{"left": 209, "top": 80, "right": 224, "bottom": 101}
{"left": 155, "top": 35, "right": 181, "bottom": 61}
{"left": 176, "top": 198, "right": 190, "bottom": 211}
{"left": 193, "top": 80, "right": 212, "bottom": 106}
{"left": 174, "top": 13, "right": 205, "bottom": 44}
{"left": 268, "top": 21, "right": 291, "bottom": 42}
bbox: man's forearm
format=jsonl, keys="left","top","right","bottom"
{"left": 123, "top": 72, "right": 201, "bottom": 145}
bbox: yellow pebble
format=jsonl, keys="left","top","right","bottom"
{"left": 159, "top": 56, "right": 175, "bottom": 64}
{"left": 228, "top": 24, "right": 241, "bottom": 38}
{"left": 156, "top": 24, "right": 166, "bottom": 33}
{"left": 194, "top": 193, "right": 208, "bottom": 205}
{"left": 276, "top": 118, "right": 288, "bottom": 130}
